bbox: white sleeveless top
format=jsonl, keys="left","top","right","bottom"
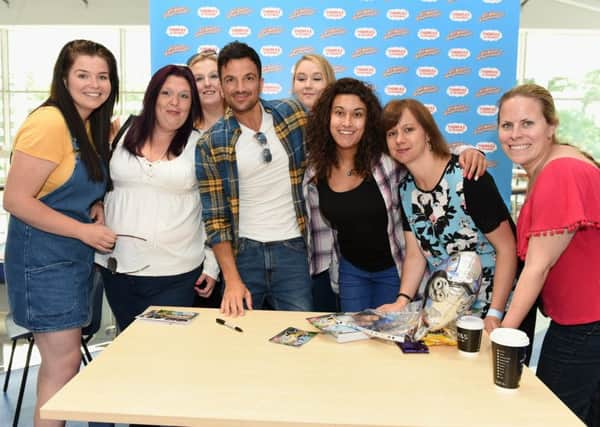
{"left": 95, "top": 129, "right": 219, "bottom": 278}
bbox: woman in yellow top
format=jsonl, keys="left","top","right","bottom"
{"left": 3, "top": 40, "right": 119, "bottom": 427}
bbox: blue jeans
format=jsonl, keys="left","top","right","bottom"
{"left": 312, "top": 270, "right": 339, "bottom": 313}
{"left": 100, "top": 265, "right": 201, "bottom": 331}
{"left": 537, "top": 320, "right": 600, "bottom": 426}
{"left": 338, "top": 257, "right": 400, "bottom": 312}
{"left": 236, "top": 237, "right": 313, "bottom": 311}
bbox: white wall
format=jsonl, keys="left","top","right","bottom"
{"left": 0, "top": 0, "right": 148, "bottom": 25}
{"left": 1, "top": 0, "right": 600, "bottom": 29}
{"left": 521, "top": 0, "right": 600, "bottom": 29}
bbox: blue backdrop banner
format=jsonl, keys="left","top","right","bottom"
{"left": 149, "top": 0, "right": 519, "bottom": 207}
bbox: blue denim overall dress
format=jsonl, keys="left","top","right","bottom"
{"left": 5, "top": 138, "right": 107, "bottom": 332}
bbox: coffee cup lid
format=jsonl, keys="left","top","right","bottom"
{"left": 490, "top": 327, "right": 529, "bottom": 347}
{"left": 456, "top": 315, "right": 484, "bottom": 330}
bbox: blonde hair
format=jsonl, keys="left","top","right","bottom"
{"left": 292, "top": 54, "right": 336, "bottom": 86}
{"left": 497, "top": 83, "right": 560, "bottom": 145}
{"left": 186, "top": 49, "right": 218, "bottom": 68}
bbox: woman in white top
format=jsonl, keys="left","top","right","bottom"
{"left": 95, "top": 64, "right": 219, "bottom": 330}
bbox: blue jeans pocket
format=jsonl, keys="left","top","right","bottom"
{"left": 281, "top": 237, "right": 306, "bottom": 253}
{"left": 25, "top": 261, "right": 80, "bottom": 320}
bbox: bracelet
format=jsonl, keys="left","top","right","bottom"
{"left": 397, "top": 292, "right": 413, "bottom": 302}
{"left": 486, "top": 308, "right": 504, "bottom": 319}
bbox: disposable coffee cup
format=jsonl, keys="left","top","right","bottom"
{"left": 490, "top": 328, "right": 530, "bottom": 390}
{"left": 456, "top": 315, "right": 484, "bottom": 356}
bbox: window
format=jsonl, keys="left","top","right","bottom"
{"left": 0, "top": 26, "right": 151, "bottom": 185}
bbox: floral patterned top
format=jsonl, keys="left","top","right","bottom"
{"left": 400, "top": 155, "right": 514, "bottom": 314}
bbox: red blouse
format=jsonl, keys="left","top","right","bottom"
{"left": 517, "top": 157, "right": 600, "bottom": 325}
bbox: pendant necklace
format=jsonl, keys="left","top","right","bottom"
{"left": 346, "top": 168, "right": 355, "bottom": 177}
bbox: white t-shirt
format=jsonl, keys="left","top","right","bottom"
{"left": 95, "top": 129, "right": 219, "bottom": 278}
{"left": 236, "top": 108, "right": 301, "bottom": 242}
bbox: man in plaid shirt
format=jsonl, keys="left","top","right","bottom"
{"left": 196, "top": 41, "right": 313, "bottom": 316}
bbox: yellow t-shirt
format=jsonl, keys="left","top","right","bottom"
{"left": 13, "top": 106, "right": 76, "bottom": 199}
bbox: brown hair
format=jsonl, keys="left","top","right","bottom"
{"left": 307, "top": 78, "right": 384, "bottom": 181}
{"left": 383, "top": 98, "right": 450, "bottom": 158}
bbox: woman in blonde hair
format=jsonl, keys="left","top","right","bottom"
{"left": 292, "top": 53, "right": 335, "bottom": 110}
{"left": 498, "top": 83, "right": 600, "bottom": 426}
{"left": 187, "top": 49, "right": 226, "bottom": 132}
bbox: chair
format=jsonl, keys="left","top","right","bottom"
{"left": 2, "top": 271, "right": 105, "bottom": 427}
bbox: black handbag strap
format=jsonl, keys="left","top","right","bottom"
{"left": 110, "top": 114, "right": 135, "bottom": 156}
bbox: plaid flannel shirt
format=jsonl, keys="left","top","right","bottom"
{"left": 303, "top": 153, "right": 407, "bottom": 292}
{"left": 196, "top": 98, "right": 308, "bottom": 254}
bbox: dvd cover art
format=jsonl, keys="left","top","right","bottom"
{"left": 269, "top": 327, "right": 319, "bottom": 347}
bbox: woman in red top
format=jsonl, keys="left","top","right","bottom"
{"left": 498, "top": 83, "right": 600, "bottom": 426}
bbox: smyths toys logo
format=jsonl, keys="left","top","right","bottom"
{"left": 228, "top": 26, "right": 251, "bottom": 38}
{"left": 291, "top": 27, "right": 315, "bottom": 39}
{"left": 197, "top": 7, "right": 218, "bottom": 18}
{"left": 449, "top": 10, "right": 472, "bottom": 22}
{"left": 478, "top": 67, "right": 501, "bottom": 79}
{"left": 262, "top": 83, "right": 282, "bottom": 95}
{"left": 355, "top": 28, "right": 377, "bottom": 39}
{"left": 324, "top": 8, "right": 346, "bottom": 20}
{"left": 417, "top": 29, "right": 440, "bottom": 41}
{"left": 353, "top": 65, "right": 376, "bottom": 77}
{"left": 445, "top": 123, "right": 468, "bottom": 134}
{"left": 323, "top": 46, "right": 345, "bottom": 58}
{"left": 261, "top": 7, "right": 283, "bottom": 19}
{"left": 387, "top": 9, "right": 409, "bottom": 20}
{"left": 448, "top": 48, "right": 471, "bottom": 60}
{"left": 480, "top": 30, "right": 503, "bottom": 41}
{"left": 446, "top": 86, "right": 469, "bottom": 97}
{"left": 166, "top": 26, "right": 188, "bottom": 37}
{"left": 385, "top": 47, "right": 408, "bottom": 59}
{"left": 260, "top": 46, "right": 282, "bottom": 57}
{"left": 477, "top": 105, "right": 499, "bottom": 116}
{"left": 416, "top": 66, "right": 439, "bottom": 78}
{"left": 476, "top": 142, "right": 498, "bottom": 153}
{"left": 425, "top": 104, "right": 437, "bottom": 114}
{"left": 385, "top": 85, "right": 407, "bottom": 96}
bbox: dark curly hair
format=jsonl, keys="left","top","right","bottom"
{"left": 306, "top": 77, "right": 384, "bottom": 181}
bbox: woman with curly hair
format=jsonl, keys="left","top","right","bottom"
{"left": 303, "top": 78, "right": 485, "bottom": 311}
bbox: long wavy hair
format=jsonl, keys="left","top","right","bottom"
{"left": 306, "top": 77, "right": 384, "bottom": 181}
{"left": 123, "top": 64, "right": 201, "bottom": 158}
{"left": 41, "top": 39, "right": 119, "bottom": 182}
